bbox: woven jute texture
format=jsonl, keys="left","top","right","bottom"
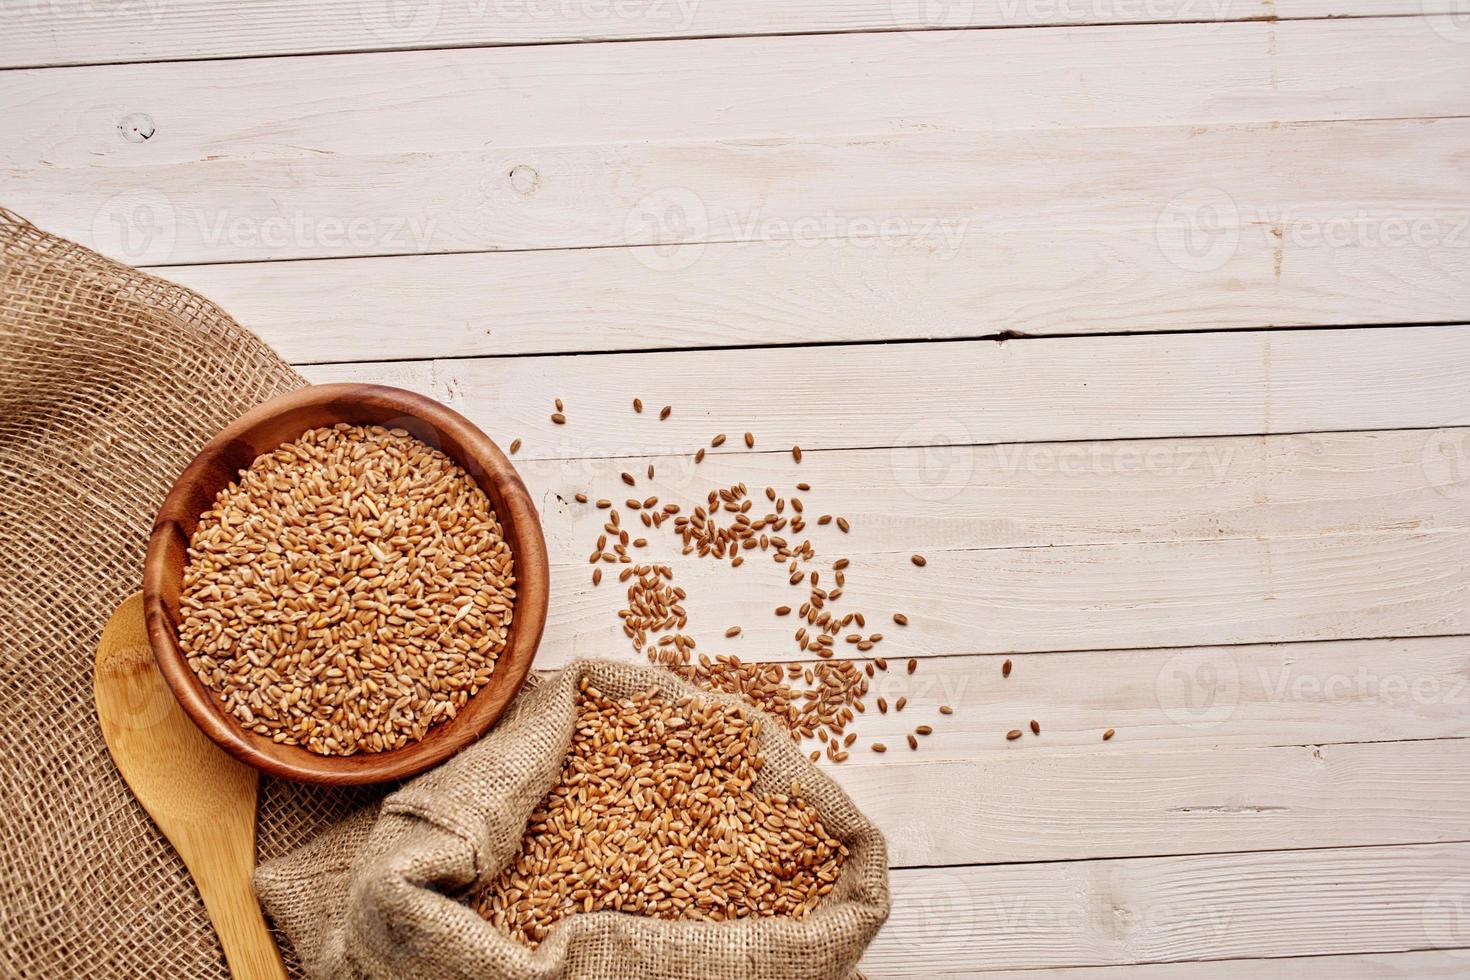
{"left": 0, "top": 209, "right": 382, "bottom": 979}
{"left": 257, "top": 659, "right": 891, "bottom": 980}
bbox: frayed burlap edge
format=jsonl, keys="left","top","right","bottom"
{"left": 0, "top": 208, "right": 383, "bottom": 979}
{"left": 256, "top": 659, "right": 891, "bottom": 980}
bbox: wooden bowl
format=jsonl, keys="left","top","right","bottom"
{"left": 143, "top": 383, "right": 550, "bottom": 785}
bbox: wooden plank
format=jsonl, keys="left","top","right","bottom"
{"left": 867, "top": 842, "right": 1470, "bottom": 972}
{"left": 494, "top": 428, "right": 1470, "bottom": 566}
{"left": 10, "top": 112, "right": 1468, "bottom": 265}
{"left": 740, "top": 638, "right": 1470, "bottom": 765}
{"left": 911, "top": 950, "right": 1470, "bottom": 978}
{"left": 167, "top": 217, "right": 1470, "bottom": 360}
{"left": 3, "top": 0, "right": 1456, "bottom": 67}
{"left": 300, "top": 326, "right": 1470, "bottom": 460}
{"left": 841, "top": 739, "right": 1470, "bottom": 866}
{"left": 534, "top": 528, "right": 1470, "bottom": 662}
{"left": 12, "top": 20, "right": 1467, "bottom": 163}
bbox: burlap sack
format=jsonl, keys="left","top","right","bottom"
{"left": 255, "top": 659, "right": 891, "bottom": 980}
{"left": 0, "top": 208, "right": 376, "bottom": 979}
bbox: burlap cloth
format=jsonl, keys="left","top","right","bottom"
{"left": 256, "top": 659, "right": 890, "bottom": 980}
{"left": 0, "top": 209, "right": 373, "bottom": 978}
{"left": 0, "top": 210, "right": 890, "bottom": 977}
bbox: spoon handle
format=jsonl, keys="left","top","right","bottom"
{"left": 94, "top": 595, "right": 289, "bottom": 980}
{"left": 192, "top": 851, "right": 289, "bottom": 980}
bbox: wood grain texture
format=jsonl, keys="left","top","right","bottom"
{"left": 9, "top": 19, "right": 1468, "bottom": 145}
{"left": 902, "top": 950, "right": 1470, "bottom": 978}
{"left": 845, "top": 739, "right": 1470, "bottom": 866}
{"left": 534, "top": 529, "right": 1470, "bottom": 662}
{"left": 742, "top": 638, "right": 1470, "bottom": 764}
{"left": 866, "top": 842, "right": 1470, "bottom": 972}
{"left": 494, "top": 427, "right": 1470, "bottom": 564}
{"left": 4, "top": 0, "right": 1454, "bottom": 67}
{"left": 32, "top": 7, "right": 1470, "bottom": 976}
{"left": 301, "top": 326, "right": 1470, "bottom": 460}
{"left": 167, "top": 216, "right": 1470, "bottom": 360}
{"left": 10, "top": 112, "right": 1469, "bottom": 264}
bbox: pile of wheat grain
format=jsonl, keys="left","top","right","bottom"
{"left": 177, "top": 423, "right": 516, "bottom": 755}
{"left": 475, "top": 678, "right": 846, "bottom": 946}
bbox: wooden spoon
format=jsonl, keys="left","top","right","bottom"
{"left": 95, "top": 592, "right": 288, "bottom": 980}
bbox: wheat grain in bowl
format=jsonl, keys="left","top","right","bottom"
{"left": 176, "top": 422, "right": 516, "bottom": 756}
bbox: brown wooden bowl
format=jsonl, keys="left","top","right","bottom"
{"left": 143, "top": 383, "right": 549, "bottom": 785}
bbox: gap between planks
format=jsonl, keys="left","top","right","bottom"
{"left": 300, "top": 325, "right": 1470, "bottom": 461}
{"left": 865, "top": 842, "right": 1470, "bottom": 973}
{"left": 12, "top": 18, "right": 1469, "bottom": 164}
{"left": 163, "top": 233, "right": 1470, "bottom": 360}
{"left": 839, "top": 739, "right": 1470, "bottom": 867}
{"left": 484, "top": 427, "right": 1470, "bottom": 565}
{"left": 2, "top": 6, "right": 1462, "bottom": 73}
{"left": 10, "top": 95, "right": 1470, "bottom": 265}
{"left": 925, "top": 949, "right": 1470, "bottom": 979}
{"left": 538, "top": 636, "right": 1470, "bottom": 762}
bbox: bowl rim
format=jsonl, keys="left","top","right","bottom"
{"left": 142, "top": 383, "right": 550, "bottom": 785}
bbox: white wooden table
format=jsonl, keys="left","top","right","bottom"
{"left": 6, "top": 4, "right": 1470, "bottom": 975}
